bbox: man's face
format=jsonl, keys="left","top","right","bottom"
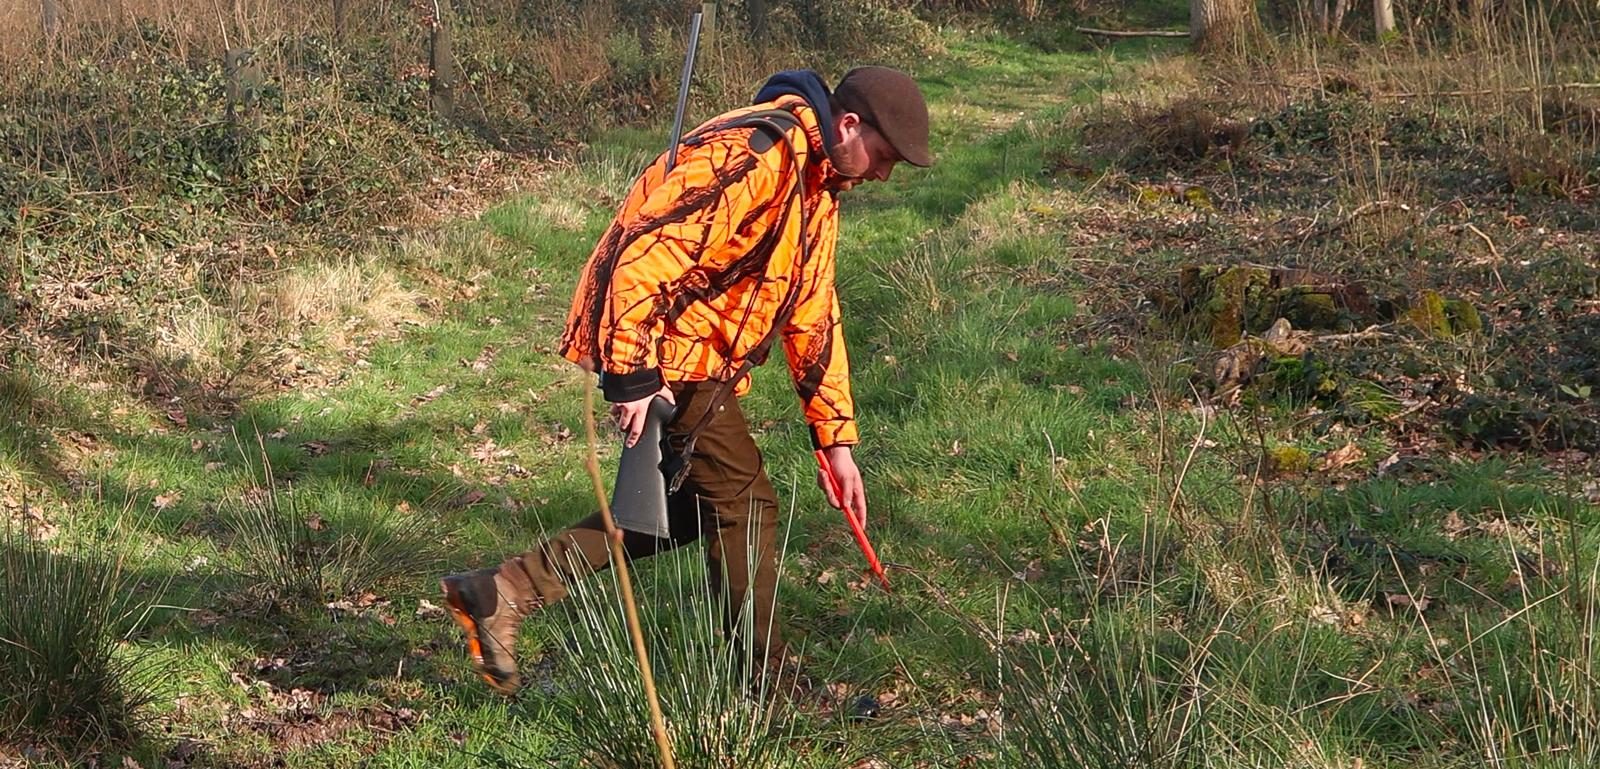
{"left": 831, "top": 113, "right": 901, "bottom": 192}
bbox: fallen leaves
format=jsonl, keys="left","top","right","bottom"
{"left": 468, "top": 439, "right": 514, "bottom": 463}
{"left": 153, "top": 490, "right": 183, "bottom": 510}
{"left": 462, "top": 345, "right": 498, "bottom": 373}
{"left": 1383, "top": 592, "right": 1432, "bottom": 614}
{"left": 412, "top": 384, "right": 450, "bottom": 407}
{"left": 1319, "top": 442, "right": 1366, "bottom": 472}
{"left": 1013, "top": 558, "right": 1045, "bottom": 583}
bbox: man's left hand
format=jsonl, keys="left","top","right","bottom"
{"left": 818, "top": 445, "right": 868, "bottom": 529}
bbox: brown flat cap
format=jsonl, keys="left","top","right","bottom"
{"left": 834, "top": 66, "right": 932, "bottom": 167}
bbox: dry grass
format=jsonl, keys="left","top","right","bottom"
{"left": 267, "top": 259, "right": 424, "bottom": 334}
{"left": 1, "top": 0, "right": 332, "bottom": 64}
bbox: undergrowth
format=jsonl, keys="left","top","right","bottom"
{"left": 0, "top": 521, "right": 168, "bottom": 752}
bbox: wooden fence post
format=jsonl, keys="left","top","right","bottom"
{"left": 428, "top": 0, "right": 458, "bottom": 119}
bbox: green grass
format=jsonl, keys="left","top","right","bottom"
{"left": 5, "top": 26, "right": 1599, "bottom": 769}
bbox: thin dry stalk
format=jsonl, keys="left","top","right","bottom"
{"left": 580, "top": 380, "right": 676, "bottom": 769}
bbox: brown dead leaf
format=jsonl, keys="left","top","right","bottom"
{"left": 415, "top": 599, "right": 447, "bottom": 619}
{"left": 153, "top": 490, "right": 182, "bottom": 510}
{"left": 849, "top": 760, "right": 891, "bottom": 769}
{"left": 1006, "top": 628, "right": 1042, "bottom": 645}
{"left": 816, "top": 569, "right": 837, "bottom": 586}
{"left": 166, "top": 408, "right": 189, "bottom": 428}
{"left": 1384, "top": 592, "right": 1431, "bottom": 613}
{"left": 469, "top": 439, "right": 513, "bottom": 463}
{"left": 267, "top": 428, "right": 289, "bottom": 440}
{"left": 1014, "top": 559, "right": 1044, "bottom": 582}
{"left": 447, "top": 490, "right": 486, "bottom": 510}
{"left": 190, "top": 438, "right": 205, "bottom": 452}
{"left": 1319, "top": 442, "right": 1365, "bottom": 472}
{"left": 305, "top": 515, "right": 325, "bottom": 531}
{"left": 413, "top": 384, "right": 449, "bottom": 406}
{"left": 362, "top": 458, "right": 394, "bottom": 487}
{"left": 1442, "top": 510, "right": 1468, "bottom": 541}
{"left": 545, "top": 423, "right": 574, "bottom": 444}
{"left": 464, "top": 346, "right": 498, "bottom": 373}
{"left": 300, "top": 441, "right": 330, "bottom": 456}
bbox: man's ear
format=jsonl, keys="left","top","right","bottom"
{"left": 835, "top": 111, "right": 862, "bottom": 139}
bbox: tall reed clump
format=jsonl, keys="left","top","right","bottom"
{"left": 517, "top": 516, "right": 838, "bottom": 768}
{"left": 222, "top": 448, "right": 444, "bottom": 605}
{"left": 1447, "top": 508, "right": 1600, "bottom": 768}
{"left": 0, "top": 522, "right": 168, "bottom": 749}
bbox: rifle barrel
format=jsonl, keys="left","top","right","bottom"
{"left": 665, "top": 12, "right": 704, "bottom": 172}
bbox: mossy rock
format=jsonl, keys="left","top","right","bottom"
{"left": 1403, "top": 290, "right": 1483, "bottom": 338}
{"left": 1267, "top": 288, "right": 1344, "bottom": 331}
{"left": 1406, "top": 290, "right": 1452, "bottom": 337}
{"left": 1174, "top": 265, "right": 1370, "bottom": 348}
{"left": 1200, "top": 266, "right": 1273, "bottom": 348}
{"left": 1444, "top": 299, "right": 1482, "bottom": 335}
{"left": 1265, "top": 445, "right": 1312, "bottom": 476}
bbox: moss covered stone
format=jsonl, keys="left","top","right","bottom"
{"left": 1406, "top": 290, "right": 1452, "bottom": 337}
{"left": 1266, "top": 445, "right": 1312, "bottom": 475}
{"left": 1444, "top": 299, "right": 1483, "bottom": 335}
{"left": 1405, "top": 290, "right": 1482, "bottom": 337}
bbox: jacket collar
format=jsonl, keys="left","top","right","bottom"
{"left": 752, "top": 70, "right": 842, "bottom": 182}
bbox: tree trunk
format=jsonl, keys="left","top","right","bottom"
{"left": 332, "top": 0, "right": 348, "bottom": 42}
{"left": 428, "top": 0, "right": 457, "bottom": 119}
{"left": 1190, "top": 0, "right": 1257, "bottom": 52}
{"left": 745, "top": 0, "right": 767, "bottom": 39}
{"left": 1311, "top": 0, "right": 1330, "bottom": 34}
{"left": 1373, "top": 0, "right": 1395, "bottom": 35}
{"left": 1331, "top": 0, "right": 1349, "bottom": 32}
{"left": 41, "top": 0, "right": 61, "bottom": 45}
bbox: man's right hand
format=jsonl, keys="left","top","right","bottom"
{"left": 611, "top": 385, "right": 676, "bottom": 448}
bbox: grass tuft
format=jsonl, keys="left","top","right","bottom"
{"left": 0, "top": 522, "right": 167, "bottom": 750}
{"left": 224, "top": 458, "right": 445, "bottom": 605}
{"left": 531, "top": 517, "right": 820, "bottom": 769}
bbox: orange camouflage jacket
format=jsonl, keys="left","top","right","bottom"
{"left": 558, "top": 91, "right": 857, "bottom": 448}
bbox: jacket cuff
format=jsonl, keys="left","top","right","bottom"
{"left": 809, "top": 419, "right": 859, "bottom": 450}
{"left": 601, "top": 368, "right": 662, "bottom": 403}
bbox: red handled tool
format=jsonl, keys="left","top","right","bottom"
{"left": 815, "top": 450, "right": 891, "bottom": 590}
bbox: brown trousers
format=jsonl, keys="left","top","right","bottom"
{"left": 498, "top": 380, "right": 783, "bottom": 657}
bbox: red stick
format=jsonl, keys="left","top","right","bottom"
{"left": 815, "top": 450, "right": 891, "bottom": 590}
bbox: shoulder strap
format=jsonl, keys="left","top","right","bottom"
{"left": 666, "top": 108, "right": 817, "bottom": 494}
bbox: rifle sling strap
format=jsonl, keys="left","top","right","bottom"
{"left": 666, "top": 109, "right": 813, "bottom": 495}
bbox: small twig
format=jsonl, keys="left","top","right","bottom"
{"left": 1319, "top": 325, "right": 1396, "bottom": 344}
{"left": 1075, "top": 26, "right": 1189, "bottom": 38}
{"left": 1295, "top": 200, "right": 1403, "bottom": 246}
{"left": 581, "top": 382, "right": 676, "bottom": 769}
{"left": 1461, "top": 222, "right": 1507, "bottom": 293}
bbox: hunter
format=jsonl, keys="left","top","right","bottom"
{"left": 440, "top": 66, "right": 931, "bottom": 693}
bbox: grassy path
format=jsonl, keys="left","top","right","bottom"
{"left": 11, "top": 25, "right": 1596, "bottom": 769}
{"left": 10, "top": 34, "right": 1189, "bottom": 767}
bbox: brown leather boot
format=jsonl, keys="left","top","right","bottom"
{"left": 440, "top": 567, "right": 537, "bottom": 695}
